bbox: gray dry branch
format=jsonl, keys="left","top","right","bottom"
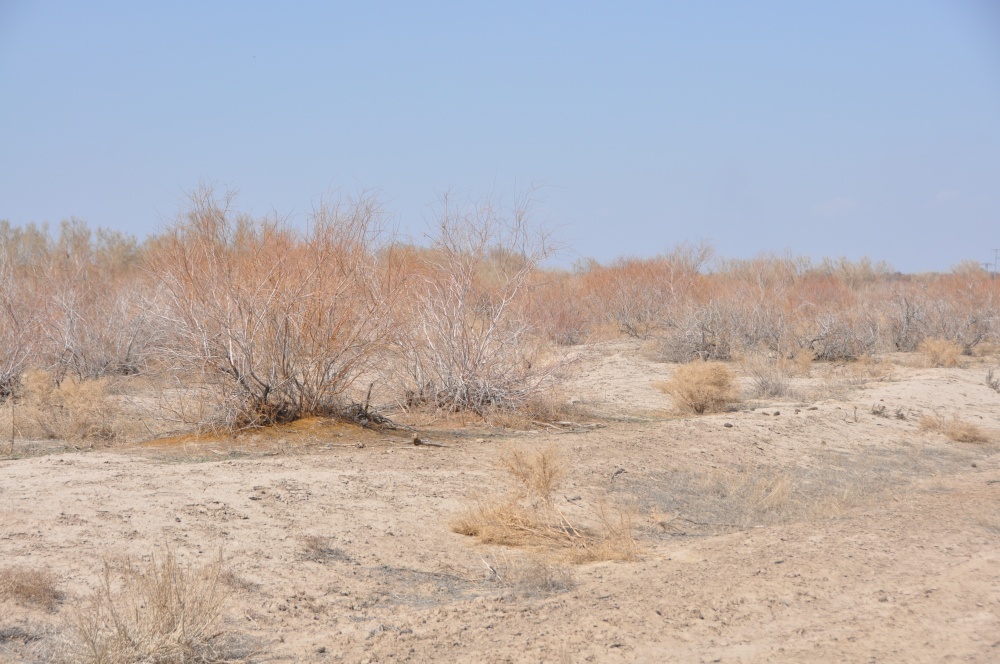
{"left": 399, "top": 191, "right": 556, "bottom": 413}
{"left": 151, "top": 187, "right": 401, "bottom": 429}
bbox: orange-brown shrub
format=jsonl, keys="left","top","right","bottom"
{"left": 149, "top": 187, "right": 401, "bottom": 428}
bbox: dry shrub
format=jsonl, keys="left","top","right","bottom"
{"left": 919, "top": 337, "right": 963, "bottom": 368}
{"left": 453, "top": 446, "right": 639, "bottom": 562}
{"left": 0, "top": 252, "right": 33, "bottom": 396}
{"left": 69, "top": 548, "right": 231, "bottom": 664}
{"left": 397, "top": 192, "right": 557, "bottom": 414}
{"left": 527, "top": 270, "right": 595, "bottom": 346}
{"left": 848, "top": 354, "right": 894, "bottom": 382}
{"left": 0, "top": 566, "right": 63, "bottom": 611}
{"left": 584, "top": 243, "right": 711, "bottom": 340}
{"left": 480, "top": 552, "right": 575, "bottom": 597}
{"left": 500, "top": 446, "right": 565, "bottom": 498}
{"left": 790, "top": 348, "right": 815, "bottom": 376}
{"left": 987, "top": 368, "right": 1000, "bottom": 394}
{"left": 482, "top": 388, "right": 582, "bottom": 430}
{"left": 150, "top": 187, "right": 400, "bottom": 430}
{"left": 656, "top": 361, "right": 740, "bottom": 414}
{"left": 16, "top": 370, "right": 123, "bottom": 441}
{"left": 300, "top": 536, "right": 350, "bottom": 564}
{"left": 703, "top": 468, "right": 794, "bottom": 527}
{"left": 739, "top": 353, "right": 792, "bottom": 399}
{"left": 918, "top": 413, "right": 989, "bottom": 443}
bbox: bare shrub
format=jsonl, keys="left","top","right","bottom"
{"left": 656, "top": 361, "right": 740, "bottom": 414}
{"left": 398, "top": 192, "right": 555, "bottom": 413}
{"left": 16, "top": 370, "right": 123, "bottom": 441}
{"left": 0, "top": 566, "right": 63, "bottom": 611}
{"left": 918, "top": 413, "right": 989, "bottom": 443}
{"left": 0, "top": 255, "right": 33, "bottom": 397}
{"left": 653, "top": 302, "right": 733, "bottom": 362}
{"left": 526, "top": 269, "right": 594, "bottom": 346}
{"left": 739, "top": 353, "right": 792, "bottom": 399}
{"left": 586, "top": 243, "right": 711, "bottom": 340}
{"left": 987, "top": 368, "right": 1000, "bottom": 394}
{"left": 453, "top": 446, "right": 639, "bottom": 562}
{"left": 2, "top": 220, "right": 155, "bottom": 381}
{"left": 150, "top": 187, "right": 400, "bottom": 429}
{"left": 919, "top": 337, "right": 963, "bottom": 368}
{"left": 69, "top": 548, "right": 231, "bottom": 664}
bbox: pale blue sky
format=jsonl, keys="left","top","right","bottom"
{"left": 1, "top": 1, "right": 998, "bottom": 271}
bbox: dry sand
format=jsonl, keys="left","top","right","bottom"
{"left": 1, "top": 340, "right": 999, "bottom": 662}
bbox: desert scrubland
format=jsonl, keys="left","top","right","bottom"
{"left": 1, "top": 189, "right": 999, "bottom": 662}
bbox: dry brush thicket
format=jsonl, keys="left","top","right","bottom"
{"left": 1, "top": 191, "right": 999, "bottom": 439}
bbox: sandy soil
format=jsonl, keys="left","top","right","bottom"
{"left": 2, "top": 340, "right": 999, "bottom": 662}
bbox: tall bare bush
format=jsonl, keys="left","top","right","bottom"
{"left": 0, "top": 247, "right": 33, "bottom": 395}
{"left": 151, "top": 187, "right": 400, "bottom": 428}
{"left": 398, "top": 192, "right": 554, "bottom": 413}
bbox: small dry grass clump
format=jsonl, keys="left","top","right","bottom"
{"left": 656, "top": 361, "right": 740, "bottom": 414}
{"left": 739, "top": 353, "right": 792, "bottom": 399}
{"left": 0, "top": 566, "right": 63, "bottom": 611}
{"left": 16, "top": 370, "right": 124, "bottom": 442}
{"left": 69, "top": 548, "right": 231, "bottom": 664}
{"left": 300, "top": 535, "right": 350, "bottom": 564}
{"left": 480, "top": 552, "right": 575, "bottom": 597}
{"left": 919, "top": 337, "right": 963, "bottom": 368}
{"left": 918, "top": 413, "right": 989, "bottom": 443}
{"left": 453, "top": 446, "right": 639, "bottom": 562}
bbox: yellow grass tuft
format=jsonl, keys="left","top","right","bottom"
{"left": 919, "top": 412, "right": 989, "bottom": 443}
{"left": 919, "top": 337, "right": 963, "bottom": 368}
{"left": 656, "top": 361, "right": 740, "bottom": 414}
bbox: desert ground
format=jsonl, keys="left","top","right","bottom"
{"left": 1, "top": 339, "right": 999, "bottom": 663}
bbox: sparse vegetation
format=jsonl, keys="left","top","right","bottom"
{"left": 656, "top": 361, "right": 740, "bottom": 414}
{"left": 0, "top": 566, "right": 63, "bottom": 612}
{"left": 453, "top": 446, "right": 639, "bottom": 562}
{"left": 987, "top": 368, "right": 1000, "bottom": 394}
{"left": 919, "top": 337, "right": 963, "bottom": 368}
{"left": 0, "top": 201, "right": 998, "bottom": 439}
{"left": 918, "top": 412, "right": 989, "bottom": 443}
{"left": 15, "top": 370, "right": 125, "bottom": 442}
{"left": 480, "top": 552, "right": 575, "bottom": 597}
{"left": 740, "top": 352, "right": 794, "bottom": 399}
{"left": 69, "top": 548, "right": 233, "bottom": 664}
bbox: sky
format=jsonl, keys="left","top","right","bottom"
{"left": 1, "top": 1, "right": 998, "bottom": 272}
